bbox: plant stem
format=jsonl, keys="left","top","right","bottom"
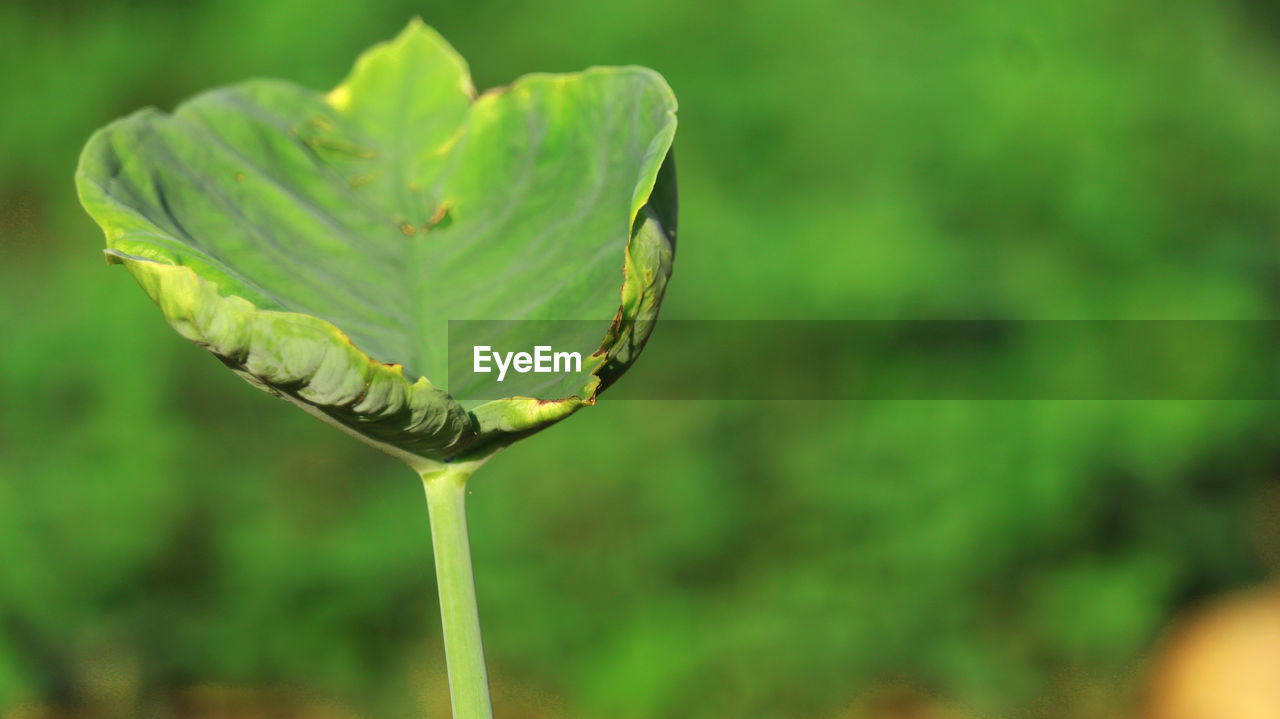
{"left": 422, "top": 466, "right": 494, "bottom": 719}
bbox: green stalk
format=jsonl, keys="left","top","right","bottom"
{"left": 421, "top": 465, "right": 494, "bottom": 719}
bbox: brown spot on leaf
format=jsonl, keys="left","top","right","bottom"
{"left": 303, "top": 134, "right": 375, "bottom": 159}
{"left": 398, "top": 221, "right": 417, "bottom": 236}
{"left": 348, "top": 170, "right": 382, "bottom": 188}
{"left": 591, "top": 307, "right": 626, "bottom": 357}
{"left": 422, "top": 202, "right": 454, "bottom": 234}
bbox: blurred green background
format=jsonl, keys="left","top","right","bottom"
{"left": 3, "top": 0, "right": 1280, "bottom": 717}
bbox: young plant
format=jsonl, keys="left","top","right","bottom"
{"left": 76, "top": 21, "right": 677, "bottom": 719}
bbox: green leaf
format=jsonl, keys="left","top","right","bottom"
{"left": 76, "top": 20, "right": 678, "bottom": 468}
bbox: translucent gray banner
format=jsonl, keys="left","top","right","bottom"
{"left": 447, "top": 320, "right": 1280, "bottom": 400}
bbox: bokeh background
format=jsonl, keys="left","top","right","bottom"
{"left": 4, "top": 1, "right": 1280, "bottom": 717}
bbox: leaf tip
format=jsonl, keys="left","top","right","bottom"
{"left": 326, "top": 18, "right": 475, "bottom": 113}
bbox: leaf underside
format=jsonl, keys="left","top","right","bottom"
{"left": 76, "top": 20, "right": 678, "bottom": 468}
